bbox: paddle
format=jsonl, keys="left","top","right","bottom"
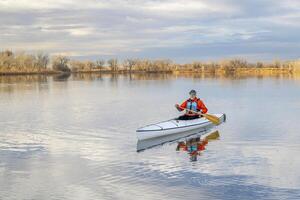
{"left": 179, "top": 106, "right": 220, "bottom": 125}
{"left": 204, "top": 130, "right": 220, "bottom": 140}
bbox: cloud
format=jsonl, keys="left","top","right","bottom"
{"left": 0, "top": 0, "right": 299, "bottom": 61}
{"left": 0, "top": 0, "right": 108, "bottom": 10}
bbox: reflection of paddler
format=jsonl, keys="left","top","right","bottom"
{"left": 176, "top": 141, "right": 187, "bottom": 151}
{"left": 177, "top": 138, "right": 208, "bottom": 152}
{"left": 176, "top": 131, "right": 220, "bottom": 161}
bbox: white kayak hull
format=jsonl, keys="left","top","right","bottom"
{"left": 136, "top": 113, "right": 226, "bottom": 140}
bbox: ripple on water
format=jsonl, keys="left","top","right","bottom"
{"left": 1, "top": 76, "right": 300, "bottom": 200}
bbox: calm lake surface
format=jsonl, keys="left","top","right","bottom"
{"left": 1, "top": 73, "right": 300, "bottom": 200}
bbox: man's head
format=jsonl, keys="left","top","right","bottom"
{"left": 189, "top": 89, "right": 197, "bottom": 98}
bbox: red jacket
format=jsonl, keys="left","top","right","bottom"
{"left": 179, "top": 97, "right": 208, "bottom": 115}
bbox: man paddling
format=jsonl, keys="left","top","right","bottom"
{"left": 175, "top": 90, "right": 208, "bottom": 120}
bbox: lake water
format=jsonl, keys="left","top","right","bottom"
{"left": 0, "top": 73, "right": 300, "bottom": 200}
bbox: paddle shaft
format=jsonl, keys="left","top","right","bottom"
{"left": 179, "top": 106, "right": 203, "bottom": 116}
{"left": 178, "top": 106, "right": 220, "bottom": 125}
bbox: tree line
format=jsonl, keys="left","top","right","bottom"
{"left": 1, "top": 50, "right": 299, "bottom": 74}
{"left": 0, "top": 50, "right": 49, "bottom": 73}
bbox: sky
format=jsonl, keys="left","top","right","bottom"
{"left": 0, "top": 0, "right": 299, "bottom": 62}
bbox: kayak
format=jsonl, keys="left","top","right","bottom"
{"left": 136, "top": 113, "right": 226, "bottom": 140}
{"left": 137, "top": 114, "right": 226, "bottom": 140}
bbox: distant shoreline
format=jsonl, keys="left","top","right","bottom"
{"left": 1, "top": 50, "right": 299, "bottom": 77}
{"left": 0, "top": 69, "right": 172, "bottom": 76}
{"left": 0, "top": 67, "right": 298, "bottom": 77}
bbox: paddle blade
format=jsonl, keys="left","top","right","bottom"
{"left": 204, "top": 131, "right": 220, "bottom": 141}
{"left": 203, "top": 113, "right": 220, "bottom": 125}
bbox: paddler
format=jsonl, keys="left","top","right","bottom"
{"left": 175, "top": 89, "right": 208, "bottom": 120}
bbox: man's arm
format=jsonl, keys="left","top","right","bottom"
{"left": 175, "top": 100, "right": 187, "bottom": 111}
{"left": 198, "top": 100, "right": 208, "bottom": 114}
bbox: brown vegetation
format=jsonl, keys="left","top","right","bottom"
{"left": 0, "top": 50, "right": 299, "bottom": 76}
{"left": 52, "top": 55, "right": 70, "bottom": 73}
{"left": 0, "top": 50, "right": 50, "bottom": 74}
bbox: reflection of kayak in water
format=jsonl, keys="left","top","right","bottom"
{"left": 137, "top": 113, "right": 226, "bottom": 140}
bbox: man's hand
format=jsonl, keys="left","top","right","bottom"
{"left": 175, "top": 104, "right": 181, "bottom": 111}
{"left": 197, "top": 112, "right": 204, "bottom": 116}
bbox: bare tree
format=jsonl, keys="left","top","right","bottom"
{"left": 84, "top": 61, "right": 95, "bottom": 71}
{"left": 107, "top": 58, "right": 118, "bottom": 71}
{"left": 273, "top": 60, "right": 282, "bottom": 68}
{"left": 256, "top": 62, "right": 264, "bottom": 68}
{"left": 36, "top": 52, "right": 49, "bottom": 69}
{"left": 96, "top": 59, "right": 105, "bottom": 70}
{"left": 0, "top": 50, "right": 14, "bottom": 71}
{"left": 229, "top": 59, "right": 248, "bottom": 68}
{"left": 70, "top": 60, "right": 84, "bottom": 72}
{"left": 52, "top": 55, "right": 70, "bottom": 72}
{"left": 123, "top": 59, "right": 137, "bottom": 72}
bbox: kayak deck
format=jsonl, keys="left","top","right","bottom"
{"left": 137, "top": 113, "right": 226, "bottom": 140}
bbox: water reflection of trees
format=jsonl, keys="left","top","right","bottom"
{"left": 0, "top": 75, "right": 48, "bottom": 84}
{"left": 174, "top": 72, "right": 295, "bottom": 80}
{"left": 0, "top": 71, "right": 298, "bottom": 86}
{"left": 116, "top": 72, "right": 295, "bottom": 81}
{"left": 69, "top": 72, "right": 173, "bottom": 82}
{"left": 127, "top": 72, "right": 172, "bottom": 80}
{"left": 53, "top": 73, "right": 71, "bottom": 81}
{"left": 71, "top": 73, "right": 103, "bottom": 81}
{"left": 0, "top": 75, "right": 49, "bottom": 93}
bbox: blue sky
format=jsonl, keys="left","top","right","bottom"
{"left": 0, "top": 0, "right": 299, "bottom": 62}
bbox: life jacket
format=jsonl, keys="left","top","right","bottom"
{"left": 187, "top": 144, "right": 197, "bottom": 153}
{"left": 186, "top": 98, "right": 200, "bottom": 112}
